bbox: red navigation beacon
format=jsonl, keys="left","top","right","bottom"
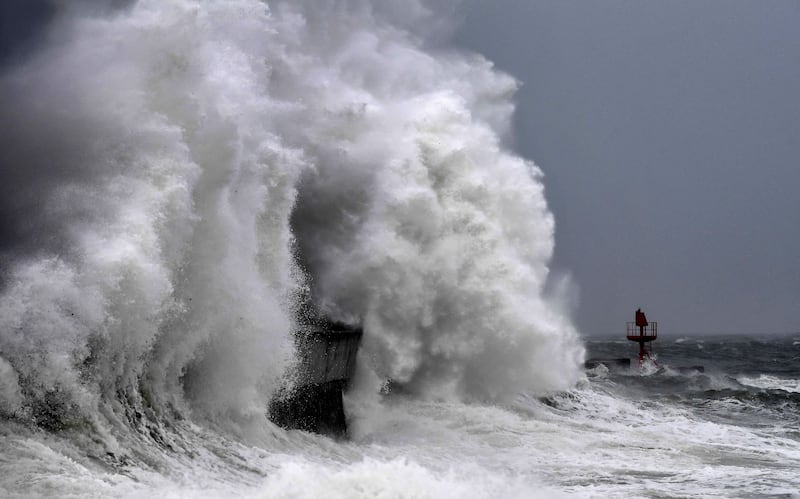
{"left": 627, "top": 309, "right": 658, "bottom": 368}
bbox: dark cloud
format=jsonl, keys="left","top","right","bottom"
{"left": 0, "top": 1, "right": 132, "bottom": 271}
{"left": 0, "top": 1, "right": 56, "bottom": 65}
{"left": 0, "top": 0, "right": 134, "bottom": 67}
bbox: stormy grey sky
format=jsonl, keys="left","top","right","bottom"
{"left": 1, "top": 1, "right": 798, "bottom": 337}
{"left": 454, "top": 0, "right": 800, "bottom": 336}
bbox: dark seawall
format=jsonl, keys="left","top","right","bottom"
{"left": 585, "top": 358, "right": 631, "bottom": 370}
{"left": 268, "top": 323, "right": 362, "bottom": 437}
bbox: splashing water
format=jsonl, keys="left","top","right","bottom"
{"left": 2, "top": 4, "right": 798, "bottom": 499}
{"left": 0, "top": 0, "right": 583, "bottom": 484}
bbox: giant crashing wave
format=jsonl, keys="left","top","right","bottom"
{"left": 0, "top": 0, "right": 584, "bottom": 447}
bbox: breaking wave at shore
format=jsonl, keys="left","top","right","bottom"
{"left": 0, "top": 1, "right": 583, "bottom": 484}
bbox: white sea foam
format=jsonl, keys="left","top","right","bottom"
{"left": 2, "top": 1, "right": 797, "bottom": 498}
{"left": 737, "top": 374, "right": 800, "bottom": 393}
{"left": 0, "top": 356, "right": 23, "bottom": 416}
{"left": 0, "top": 0, "right": 582, "bottom": 440}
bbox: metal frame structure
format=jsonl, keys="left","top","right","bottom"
{"left": 626, "top": 321, "right": 658, "bottom": 368}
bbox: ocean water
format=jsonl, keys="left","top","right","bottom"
{"left": 1, "top": 334, "right": 798, "bottom": 497}
{"left": 0, "top": 1, "right": 798, "bottom": 497}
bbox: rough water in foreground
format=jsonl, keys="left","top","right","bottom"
{"left": 1, "top": 334, "right": 798, "bottom": 497}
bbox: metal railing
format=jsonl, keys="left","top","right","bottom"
{"left": 626, "top": 321, "right": 658, "bottom": 338}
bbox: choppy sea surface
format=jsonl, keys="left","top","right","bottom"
{"left": 577, "top": 334, "right": 800, "bottom": 497}
{"left": 0, "top": 1, "right": 797, "bottom": 497}
{"left": 1, "top": 334, "right": 797, "bottom": 498}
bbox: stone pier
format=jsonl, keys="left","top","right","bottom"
{"left": 268, "top": 323, "right": 362, "bottom": 437}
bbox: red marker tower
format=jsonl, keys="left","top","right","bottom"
{"left": 626, "top": 320, "right": 658, "bottom": 368}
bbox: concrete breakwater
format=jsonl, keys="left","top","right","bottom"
{"left": 268, "top": 323, "right": 362, "bottom": 437}
{"left": 584, "top": 358, "right": 631, "bottom": 370}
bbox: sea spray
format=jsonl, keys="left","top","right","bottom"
{"left": 0, "top": 0, "right": 583, "bottom": 444}
{"left": 284, "top": 8, "right": 585, "bottom": 399}
{"left": 0, "top": 4, "right": 798, "bottom": 498}
{"left": 0, "top": 0, "right": 302, "bottom": 434}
